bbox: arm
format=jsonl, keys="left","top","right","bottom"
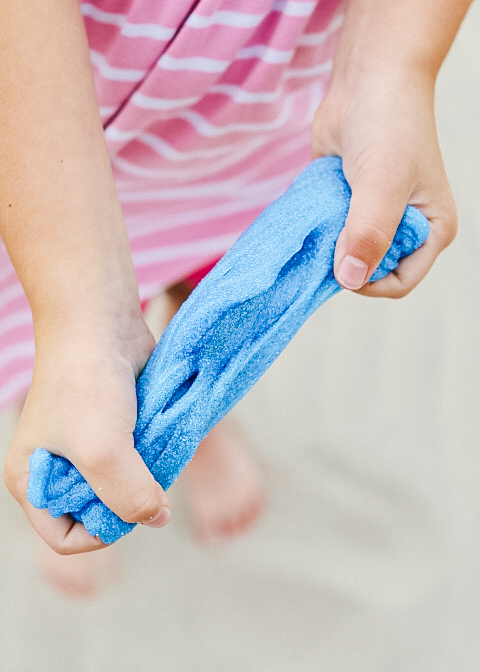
{"left": 1, "top": 0, "right": 170, "bottom": 553}
{"left": 312, "top": 0, "right": 473, "bottom": 296}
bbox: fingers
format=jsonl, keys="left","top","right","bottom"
{"left": 357, "top": 206, "right": 457, "bottom": 297}
{"left": 27, "top": 506, "right": 108, "bottom": 555}
{"left": 334, "top": 164, "right": 411, "bottom": 291}
{"left": 356, "top": 228, "right": 439, "bottom": 298}
{"left": 3, "top": 456, "right": 107, "bottom": 553}
{"left": 333, "top": 159, "right": 457, "bottom": 297}
{"left": 4, "top": 431, "right": 171, "bottom": 554}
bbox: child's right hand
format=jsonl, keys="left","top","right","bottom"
{"left": 4, "top": 309, "right": 171, "bottom": 554}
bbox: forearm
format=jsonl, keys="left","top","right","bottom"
{"left": 0, "top": 0, "right": 137, "bottom": 331}
{"left": 333, "top": 0, "right": 473, "bottom": 85}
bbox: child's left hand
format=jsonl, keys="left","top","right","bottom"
{"left": 312, "top": 69, "right": 457, "bottom": 298}
{"left": 311, "top": 6, "right": 461, "bottom": 298}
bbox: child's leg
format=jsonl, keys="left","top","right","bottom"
{"left": 37, "top": 538, "right": 115, "bottom": 599}
{"left": 164, "top": 282, "right": 266, "bottom": 543}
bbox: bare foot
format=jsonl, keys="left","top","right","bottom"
{"left": 181, "top": 419, "right": 266, "bottom": 543}
{"left": 38, "top": 538, "right": 117, "bottom": 599}
{"left": 163, "top": 282, "right": 266, "bottom": 543}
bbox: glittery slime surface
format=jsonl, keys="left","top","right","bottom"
{"left": 27, "top": 157, "right": 429, "bottom": 543}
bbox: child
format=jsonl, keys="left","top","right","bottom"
{"left": 0, "top": 0, "right": 468, "bottom": 591}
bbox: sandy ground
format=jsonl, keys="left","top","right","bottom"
{"left": 1, "top": 4, "right": 480, "bottom": 671}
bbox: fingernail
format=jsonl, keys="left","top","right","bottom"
{"left": 143, "top": 506, "right": 171, "bottom": 528}
{"left": 337, "top": 255, "right": 368, "bottom": 290}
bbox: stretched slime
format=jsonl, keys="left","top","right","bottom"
{"left": 27, "top": 157, "right": 429, "bottom": 543}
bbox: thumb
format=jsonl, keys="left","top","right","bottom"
{"left": 73, "top": 435, "right": 172, "bottom": 530}
{"left": 334, "top": 167, "right": 410, "bottom": 290}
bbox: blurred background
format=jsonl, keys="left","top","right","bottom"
{"left": 1, "top": 3, "right": 480, "bottom": 671}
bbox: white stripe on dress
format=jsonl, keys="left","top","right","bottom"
{"left": 209, "top": 83, "right": 280, "bottom": 104}
{"left": 81, "top": 3, "right": 127, "bottom": 26}
{"left": 0, "top": 260, "right": 17, "bottom": 284}
{"left": 271, "top": 0, "right": 316, "bottom": 17}
{"left": 81, "top": 3, "right": 175, "bottom": 40}
{"left": 99, "top": 106, "right": 117, "bottom": 117}
{"left": 0, "top": 310, "right": 33, "bottom": 337}
{"left": 284, "top": 60, "right": 333, "bottom": 78}
{"left": 104, "top": 126, "right": 139, "bottom": 143}
{"left": 186, "top": 10, "right": 267, "bottom": 29}
{"left": 132, "top": 92, "right": 200, "bottom": 110}
{"left": 0, "top": 341, "right": 35, "bottom": 370}
{"left": 158, "top": 54, "right": 229, "bottom": 73}
{"left": 90, "top": 50, "right": 146, "bottom": 81}
{"left": 0, "top": 284, "right": 27, "bottom": 313}
{"left": 236, "top": 45, "right": 293, "bottom": 64}
{"left": 135, "top": 83, "right": 282, "bottom": 109}
{"left": 297, "top": 15, "right": 344, "bottom": 45}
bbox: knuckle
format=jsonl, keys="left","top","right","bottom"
{"left": 47, "top": 538, "right": 85, "bottom": 556}
{"left": 74, "top": 444, "right": 117, "bottom": 477}
{"left": 3, "top": 448, "right": 23, "bottom": 499}
{"left": 389, "top": 285, "right": 411, "bottom": 300}
{"left": 3, "top": 460, "right": 17, "bottom": 496}
{"left": 48, "top": 540, "right": 71, "bottom": 556}
{"left": 311, "top": 108, "right": 340, "bottom": 158}
{"left": 361, "top": 284, "right": 408, "bottom": 300}
{"left": 430, "top": 191, "right": 458, "bottom": 249}
{"left": 121, "top": 490, "right": 160, "bottom": 524}
{"left": 44, "top": 529, "right": 104, "bottom": 557}
{"left": 352, "top": 222, "right": 392, "bottom": 263}
{"left": 440, "top": 207, "right": 458, "bottom": 248}
{"left": 363, "top": 271, "right": 415, "bottom": 300}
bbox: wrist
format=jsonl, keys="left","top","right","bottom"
{"left": 330, "top": 0, "right": 469, "bottom": 93}
{"left": 320, "top": 55, "right": 436, "bottom": 140}
{"left": 30, "top": 245, "right": 143, "bottom": 336}
{"left": 329, "top": 39, "right": 437, "bottom": 101}
{"left": 31, "top": 277, "right": 142, "bottom": 331}
{"left": 32, "top": 284, "right": 153, "bottom": 381}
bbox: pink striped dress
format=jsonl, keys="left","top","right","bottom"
{"left": 0, "top": 0, "right": 343, "bottom": 411}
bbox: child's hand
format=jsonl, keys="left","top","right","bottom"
{"left": 3, "top": 311, "right": 171, "bottom": 555}
{"left": 311, "top": 69, "right": 457, "bottom": 298}
{"left": 310, "top": 0, "right": 474, "bottom": 298}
